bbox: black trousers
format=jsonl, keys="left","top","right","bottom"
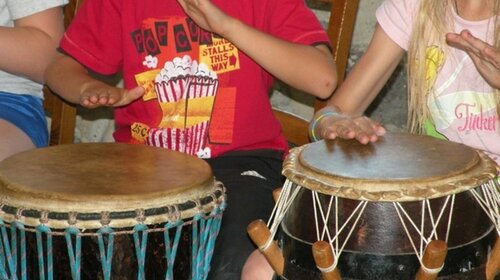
{"left": 205, "top": 151, "right": 285, "bottom": 280}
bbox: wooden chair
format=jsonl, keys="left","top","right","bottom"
{"left": 273, "top": 0, "right": 360, "bottom": 147}
{"left": 43, "top": 0, "right": 83, "bottom": 145}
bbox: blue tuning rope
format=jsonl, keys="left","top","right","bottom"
{"left": 200, "top": 208, "right": 219, "bottom": 277}
{"left": 133, "top": 224, "right": 148, "bottom": 280}
{"left": 191, "top": 214, "right": 202, "bottom": 279}
{"left": 35, "top": 224, "right": 54, "bottom": 280}
{"left": 195, "top": 215, "right": 210, "bottom": 279}
{"left": 0, "top": 220, "right": 7, "bottom": 280}
{"left": 97, "top": 227, "right": 115, "bottom": 280}
{"left": 0, "top": 220, "right": 17, "bottom": 280}
{"left": 11, "top": 221, "right": 27, "bottom": 280}
{"left": 163, "top": 221, "right": 183, "bottom": 280}
{"left": 199, "top": 203, "right": 226, "bottom": 279}
{"left": 204, "top": 202, "right": 225, "bottom": 274}
{"left": 64, "top": 227, "right": 82, "bottom": 280}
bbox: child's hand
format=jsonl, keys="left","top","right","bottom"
{"left": 446, "top": 30, "right": 500, "bottom": 89}
{"left": 176, "top": 0, "right": 232, "bottom": 36}
{"left": 314, "top": 107, "right": 386, "bottom": 144}
{"left": 79, "top": 81, "right": 144, "bottom": 108}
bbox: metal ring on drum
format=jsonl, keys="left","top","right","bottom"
{"left": 249, "top": 132, "right": 499, "bottom": 280}
{"left": 0, "top": 143, "right": 226, "bottom": 280}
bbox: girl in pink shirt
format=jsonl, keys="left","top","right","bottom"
{"left": 312, "top": 0, "right": 499, "bottom": 166}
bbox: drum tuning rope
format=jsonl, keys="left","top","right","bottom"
{"left": 469, "top": 180, "right": 500, "bottom": 235}
{"left": 35, "top": 224, "right": 53, "bottom": 280}
{"left": 132, "top": 223, "right": 148, "bottom": 280}
{"left": 392, "top": 195, "right": 455, "bottom": 268}
{"left": 97, "top": 226, "right": 114, "bottom": 280}
{"left": 420, "top": 262, "right": 445, "bottom": 275}
{"left": 14, "top": 208, "right": 24, "bottom": 221}
{"left": 266, "top": 180, "right": 301, "bottom": 246}
{"left": 312, "top": 191, "right": 367, "bottom": 261}
{"left": 99, "top": 211, "right": 111, "bottom": 226}
{"left": 64, "top": 226, "right": 82, "bottom": 280}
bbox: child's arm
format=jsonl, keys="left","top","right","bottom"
{"left": 45, "top": 53, "right": 144, "bottom": 108}
{"left": 311, "top": 24, "right": 405, "bottom": 144}
{"left": 446, "top": 29, "right": 500, "bottom": 89}
{"left": 177, "top": 0, "right": 338, "bottom": 99}
{"left": 0, "top": 7, "right": 64, "bottom": 83}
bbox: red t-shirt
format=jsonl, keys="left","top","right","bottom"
{"left": 61, "top": 0, "right": 330, "bottom": 158}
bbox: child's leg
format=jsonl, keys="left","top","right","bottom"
{"left": 0, "top": 119, "right": 36, "bottom": 161}
{"left": 241, "top": 249, "right": 274, "bottom": 280}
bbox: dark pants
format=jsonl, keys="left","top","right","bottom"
{"left": 205, "top": 151, "right": 284, "bottom": 280}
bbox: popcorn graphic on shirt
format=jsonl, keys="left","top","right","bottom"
{"left": 147, "top": 55, "right": 218, "bottom": 157}
{"left": 143, "top": 55, "right": 158, "bottom": 69}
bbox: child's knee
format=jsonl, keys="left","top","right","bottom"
{"left": 241, "top": 250, "right": 274, "bottom": 280}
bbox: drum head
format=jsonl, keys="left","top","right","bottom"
{"left": 0, "top": 143, "right": 222, "bottom": 228}
{"left": 283, "top": 133, "right": 498, "bottom": 201}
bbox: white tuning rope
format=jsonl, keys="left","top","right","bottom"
{"left": 313, "top": 193, "right": 338, "bottom": 252}
{"left": 470, "top": 180, "right": 500, "bottom": 235}
{"left": 394, "top": 201, "right": 424, "bottom": 260}
{"left": 445, "top": 196, "right": 455, "bottom": 242}
{"left": 313, "top": 192, "right": 334, "bottom": 242}
{"left": 421, "top": 263, "right": 445, "bottom": 275}
{"left": 317, "top": 242, "right": 339, "bottom": 274}
{"left": 393, "top": 197, "right": 454, "bottom": 266}
{"left": 420, "top": 200, "right": 425, "bottom": 256}
{"left": 334, "top": 201, "right": 368, "bottom": 256}
{"left": 312, "top": 191, "right": 368, "bottom": 262}
{"left": 425, "top": 195, "right": 454, "bottom": 243}
{"left": 267, "top": 180, "right": 302, "bottom": 239}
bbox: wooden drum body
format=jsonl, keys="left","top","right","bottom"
{"left": 260, "top": 133, "right": 499, "bottom": 280}
{"left": 0, "top": 143, "right": 226, "bottom": 280}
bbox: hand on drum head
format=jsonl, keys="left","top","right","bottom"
{"left": 313, "top": 107, "right": 386, "bottom": 144}
{"left": 79, "top": 79, "right": 145, "bottom": 108}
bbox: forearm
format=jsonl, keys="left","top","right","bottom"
{"left": 223, "top": 19, "right": 337, "bottom": 99}
{"left": 328, "top": 53, "right": 400, "bottom": 115}
{"left": 45, "top": 54, "right": 100, "bottom": 104}
{"left": 327, "top": 25, "right": 404, "bottom": 115}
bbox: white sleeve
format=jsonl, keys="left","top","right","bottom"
{"left": 7, "top": 0, "right": 68, "bottom": 20}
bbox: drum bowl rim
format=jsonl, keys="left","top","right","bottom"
{"left": 283, "top": 144, "right": 498, "bottom": 202}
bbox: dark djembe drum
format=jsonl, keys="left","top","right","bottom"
{"left": 0, "top": 143, "right": 226, "bottom": 280}
{"left": 249, "top": 133, "right": 499, "bottom": 280}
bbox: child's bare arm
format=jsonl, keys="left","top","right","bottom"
{"left": 0, "top": 7, "right": 64, "bottom": 83}
{"left": 45, "top": 53, "right": 144, "bottom": 108}
{"left": 177, "top": 0, "right": 338, "bottom": 99}
{"left": 312, "top": 24, "right": 405, "bottom": 144}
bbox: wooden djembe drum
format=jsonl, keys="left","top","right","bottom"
{"left": 249, "top": 133, "right": 499, "bottom": 280}
{"left": 0, "top": 143, "right": 226, "bottom": 280}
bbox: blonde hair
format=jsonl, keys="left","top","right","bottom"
{"left": 406, "top": 0, "right": 500, "bottom": 134}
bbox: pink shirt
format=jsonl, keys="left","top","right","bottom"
{"left": 377, "top": 0, "right": 500, "bottom": 166}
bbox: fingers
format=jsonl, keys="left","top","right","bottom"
{"left": 321, "top": 116, "right": 385, "bottom": 145}
{"left": 115, "top": 86, "right": 145, "bottom": 107}
{"left": 484, "top": 45, "right": 500, "bottom": 69}
{"left": 80, "top": 83, "right": 144, "bottom": 108}
{"left": 447, "top": 30, "right": 499, "bottom": 63}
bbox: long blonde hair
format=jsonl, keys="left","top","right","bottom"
{"left": 406, "top": 0, "right": 499, "bottom": 134}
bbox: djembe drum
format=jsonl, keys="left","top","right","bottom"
{"left": 248, "top": 133, "right": 499, "bottom": 280}
{"left": 0, "top": 143, "right": 226, "bottom": 280}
